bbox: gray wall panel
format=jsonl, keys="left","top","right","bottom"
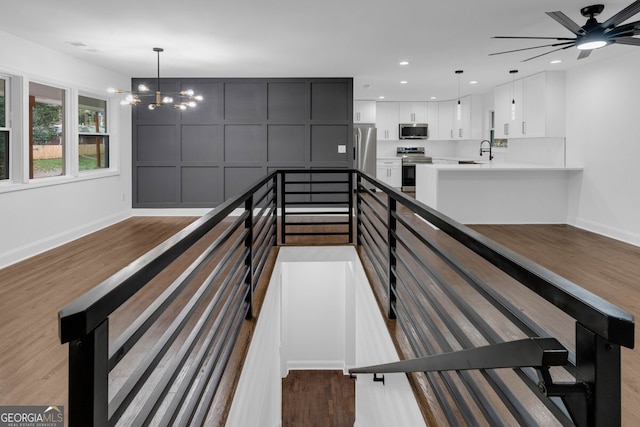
{"left": 181, "top": 167, "right": 222, "bottom": 204}
{"left": 224, "top": 167, "right": 265, "bottom": 199}
{"left": 267, "top": 125, "right": 306, "bottom": 163}
{"left": 180, "top": 82, "right": 223, "bottom": 124}
{"left": 224, "top": 82, "right": 267, "bottom": 122}
{"left": 137, "top": 125, "right": 177, "bottom": 162}
{"left": 224, "top": 125, "right": 267, "bottom": 162}
{"left": 310, "top": 125, "right": 348, "bottom": 163}
{"left": 267, "top": 82, "right": 306, "bottom": 122}
{"left": 132, "top": 77, "right": 352, "bottom": 208}
{"left": 311, "top": 82, "right": 349, "bottom": 122}
{"left": 181, "top": 125, "right": 222, "bottom": 162}
{"left": 137, "top": 166, "right": 177, "bottom": 204}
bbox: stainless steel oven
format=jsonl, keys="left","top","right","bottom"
{"left": 397, "top": 147, "right": 432, "bottom": 191}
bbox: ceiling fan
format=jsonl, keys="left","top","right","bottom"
{"left": 490, "top": 1, "right": 640, "bottom": 62}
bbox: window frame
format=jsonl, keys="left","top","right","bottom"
{"left": 0, "top": 74, "right": 10, "bottom": 181}
{"left": 0, "top": 72, "right": 120, "bottom": 195}
{"left": 29, "top": 80, "right": 68, "bottom": 180}
{"left": 78, "top": 93, "right": 110, "bottom": 172}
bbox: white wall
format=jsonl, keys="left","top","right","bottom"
{"left": 0, "top": 31, "right": 132, "bottom": 268}
{"left": 565, "top": 50, "right": 640, "bottom": 246}
{"left": 282, "top": 261, "right": 348, "bottom": 371}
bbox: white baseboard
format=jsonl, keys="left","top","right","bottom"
{"left": 132, "top": 208, "right": 214, "bottom": 217}
{"left": 286, "top": 360, "right": 346, "bottom": 372}
{"left": 569, "top": 216, "right": 640, "bottom": 248}
{"left": 0, "top": 211, "right": 130, "bottom": 269}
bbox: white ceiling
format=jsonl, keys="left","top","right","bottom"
{"left": 3, "top": 0, "right": 639, "bottom": 101}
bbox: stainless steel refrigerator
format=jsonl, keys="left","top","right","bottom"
{"left": 354, "top": 125, "right": 377, "bottom": 177}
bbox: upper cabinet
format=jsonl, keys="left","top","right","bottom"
{"left": 438, "top": 100, "right": 455, "bottom": 140}
{"left": 354, "top": 100, "right": 376, "bottom": 123}
{"left": 494, "top": 71, "right": 565, "bottom": 139}
{"left": 377, "top": 102, "right": 399, "bottom": 140}
{"left": 376, "top": 98, "right": 480, "bottom": 141}
{"left": 438, "top": 95, "right": 483, "bottom": 140}
{"left": 398, "top": 102, "right": 428, "bottom": 123}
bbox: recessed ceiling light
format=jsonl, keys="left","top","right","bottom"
{"left": 379, "top": 96, "right": 385, "bottom": 99}
{"left": 469, "top": 81, "right": 478, "bottom": 85}
{"left": 430, "top": 96, "right": 437, "bottom": 100}
{"left": 399, "top": 61, "right": 409, "bottom": 65}
{"left": 550, "top": 59, "right": 562, "bottom": 64}
{"left": 400, "top": 81, "right": 408, "bottom": 84}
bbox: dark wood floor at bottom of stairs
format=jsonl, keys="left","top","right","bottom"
{"left": 282, "top": 370, "right": 355, "bottom": 427}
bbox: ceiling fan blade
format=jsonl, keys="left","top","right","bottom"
{"left": 489, "top": 42, "right": 575, "bottom": 56}
{"left": 521, "top": 44, "right": 574, "bottom": 62}
{"left": 493, "top": 36, "right": 575, "bottom": 40}
{"left": 606, "top": 19, "right": 640, "bottom": 37}
{"left": 545, "top": 11, "right": 584, "bottom": 35}
{"left": 577, "top": 49, "right": 592, "bottom": 60}
{"left": 602, "top": 0, "right": 640, "bottom": 29}
{"left": 613, "top": 36, "right": 640, "bottom": 45}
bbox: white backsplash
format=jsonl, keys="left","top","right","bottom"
{"left": 377, "top": 139, "right": 457, "bottom": 158}
{"left": 455, "top": 137, "right": 567, "bottom": 166}
{"left": 377, "top": 137, "right": 566, "bottom": 166}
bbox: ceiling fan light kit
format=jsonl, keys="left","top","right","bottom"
{"left": 108, "top": 47, "right": 204, "bottom": 110}
{"left": 490, "top": 1, "right": 640, "bottom": 61}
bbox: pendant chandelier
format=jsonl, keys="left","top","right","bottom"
{"left": 108, "top": 47, "right": 203, "bottom": 110}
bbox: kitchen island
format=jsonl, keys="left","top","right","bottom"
{"left": 415, "top": 162, "right": 583, "bottom": 224}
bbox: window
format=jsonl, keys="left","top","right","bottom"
{"left": 29, "top": 82, "right": 65, "bottom": 179}
{"left": 0, "top": 77, "right": 8, "bottom": 180}
{"left": 78, "top": 95, "right": 109, "bottom": 170}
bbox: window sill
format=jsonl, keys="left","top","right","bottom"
{"left": 0, "top": 169, "right": 120, "bottom": 194}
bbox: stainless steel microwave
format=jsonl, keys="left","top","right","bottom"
{"left": 399, "top": 123, "right": 429, "bottom": 139}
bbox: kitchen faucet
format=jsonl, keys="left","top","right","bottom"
{"left": 479, "top": 140, "right": 493, "bottom": 161}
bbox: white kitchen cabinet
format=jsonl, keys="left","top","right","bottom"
{"left": 354, "top": 100, "right": 376, "bottom": 123}
{"left": 438, "top": 100, "right": 455, "bottom": 140}
{"left": 456, "top": 95, "right": 483, "bottom": 140}
{"left": 426, "top": 102, "right": 439, "bottom": 139}
{"left": 438, "top": 96, "right": 483, "bottom": 140}
{"left": 376, "top": 102, "right": 399, "bottom": 140}
{"left": 376, "top": 158, "right": 402, "bottom": 187}
{"left": 494, "top": 79, "right": 523, "bottom": 138}
{"left": 494, "top": 71, "right": 565, "bottom": 139}
{"left": 398, "top": 102, "right": 428, "bottom": 123}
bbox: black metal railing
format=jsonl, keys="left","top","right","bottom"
{"left": 280, "top": 169, "right": 353, "bottom": 244}
{"left": 59, "top": 172, "right": 278, "bottom": 426}
{"left": 352, "top": 171, "right": 634, "bottom": 427}
{"left": 59, "top": 168, "right": 634, "bottom": 427}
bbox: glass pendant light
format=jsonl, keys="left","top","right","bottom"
{"left": 510, "top": 70, "right": 518, "bottom": 121}
{"left": 455, "top": 70, "right": 463, "bottom": 121}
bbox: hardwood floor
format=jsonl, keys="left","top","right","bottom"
{"left": 0, "top": 216, "right": 638, "bottom": 426}
{"left": 470, "top": 224, "right": 640, "bottom": 427}
{"left": 0, "top": 218, "right": 197, "bottom": 411}
{"left": 282, "top": 370, "right": 355, "bottom": 427}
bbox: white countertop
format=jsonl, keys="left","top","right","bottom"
{"left": 419, "top": 162, "right": 583, "bottom": 171}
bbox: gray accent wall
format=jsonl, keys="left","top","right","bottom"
{"left": 132, "top": 78, "right": 353, "bottom": 208}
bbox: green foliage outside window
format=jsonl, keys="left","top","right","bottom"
{"left": 32, "top": 102, "right": 62, "bottom": 145}
{"left": 0, "top": 96, "right": 5, "bottom": 128}
{"left": 0, "top": 131, "right": 8, "bottom": 180}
